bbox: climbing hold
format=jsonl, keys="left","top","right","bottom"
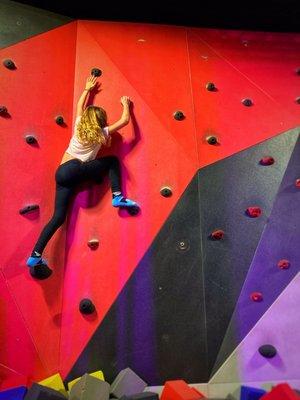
{"left": 160, "top": 186, "right": 172, "bottom": 197}
{"left": 25, "top": 134, "right": 37, "bottom": 144}
{"left": 29, "top": 264, "right": 53, "bottom": 280}
{"left": 206, "top": 82, "right": 216, "bottom": 91}
{"left": 250, "top": 292, "right": 263, "bottom": 302}
{"left": 88, "top": 238, "right": 99, "bottom": 250}
{"left": 91, "top": 68, "right": 102, "bottom": 77}
{"left": 246, "top": 207, "right": 262, "bottom": 218}
{"left": 206, "top": 135, "right": 218, "bottom": 145}
{"left": 55, "top": 115, "right": 64, "bottom": 125}
{"left": 3, "top": 58, "right": 16, "bottom": 69}
{"left": 177, "top": 240, "right": 189, "bottom": 251}
{"left": 260, "top": 156, "right": 274, "bottom": 166}
{"left": 211, "top": 229, "right": 224, "bottom": 240}
{"left": 296, "top": 68, "right": 300, "bottom": 75}
{"left": 258, "top": 344, "right": 277, "bottom": 358}
{"left": 79, "top": 298, "right": 95, "bottom": 315}
{"left": 295, "top": 179, "right": 300, "bottom": 188}
{"left": 0, "top": 105, "right": 8, "bottom": 115}
{"left": 295, "top": 97, "right": 300, "bottom": 104}
{"left": 278, "top": 259, "right": 290, "bottom": 270}
{"left": 126, "top": 205, "right": 140, "bottom": 216}
{"left": 173, "top": 111, "right": 185, "bottom": 121}
{"left": 19, "top": 204, "right": 39, "bottom": 215}
{"left": 242, "top": 98, "right": 253, "bottom": 107}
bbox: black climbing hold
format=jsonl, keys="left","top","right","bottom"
{"left": 176, "top": 240, "right": 190, "bottom": 251}
{"left": 258, "top": 344, "right": 277, "bottom": 358}
{"left": 79, "top": 298, "right": 95, "bottom": 315}
{"left": 206, "top": 135, "right": 218, "bottom": 145}
{"left": 19, "top": 204, "right": 39, "bottom": 215}
{"left": 29, "top": 264, "right": 53, "bottom": 280}
{"left": 242, "top": 98, "right": 253, "bottom": 107}
{"left": 127, "top": 205, "right": 140, "bottom": 216}
{"left": 25, "top": 135, "right": 37, "bottom": 144}
{"left": 3, "top": 59, "right": 16, "bottom": 70}
{"left": 173, "top": 111, "right": 185, "bottom": 121}
{"left": 206, "top": 82, "right": 216, "bottom": 91}
{"left": 0, "top": 106, "right": 8, "bottom": 115}
{"left": 87, "top": 239, "right": 99, "bottom": 250}
{"left": 55, "top": 115, "right": 64, "bottom": 125}
{"left": 91, "top": 68, "right": 102, "bottom": 77}
{"left": 160, "top": 186, "right": 172, "bottom": 197}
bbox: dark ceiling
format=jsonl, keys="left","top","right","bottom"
{"left": 14, "top": 0, "right": 300, "bottom": 33}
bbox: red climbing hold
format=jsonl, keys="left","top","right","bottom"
{"left": 260, "top": 156, "right": 275, "bottom": 166}
{"left": 250, "top": 292, "right": 263, "bottom": 302}
{"left": 295, "top": 179, "right": 300, "bottom": 188}
{"left": 211, "top": 229, "right": 225, "bottom": 240}
{"left": 278, "top": 259, "right": 290, "bottom": 270}
{"left": 246, "top": 207, "right": 262, "bottom": 218}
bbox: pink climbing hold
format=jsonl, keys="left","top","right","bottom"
{"left": 278, "top": 259, "right": 290, "bottom": 270}
{"left": 246, "top": 207, "right": 262, "bottom": 218}
{"left": 260, "top": 156, "right": 275, "bottom": 166}
{"left": 251, "top": 292, "right": 263, "bottom": 302}
{"left": 211, "top": 229, "right": 225, "bottom": 240}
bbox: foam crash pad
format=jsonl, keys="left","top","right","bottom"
{"left": 67, "top": 370, "right": 105, "bottom": 391}
{"left": 69, "top": 373, "right": 110, "bottom": 400}
{"left": 39, "top": 373, "right": 68, "bottom": 397}
{"left": 261, "top": 384, "right": 299, "bottom": 400}
{"left": 161, "top": 380, "right": 205, "bottom": 400}
{"left": 24, "top": 383, "right": 67, "bottom": 399}
{"left": 240, "top": 386, "right": 266, "bottom": 400}
{"left": 0, "top": 386, "right": 27, "bottom": 399}
{"left": 119, "top": 392, "right": 159, "bottom": 400}
{"left": 110, "top": 368, "right": 147, "bottom": 398}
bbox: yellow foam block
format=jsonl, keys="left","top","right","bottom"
{"left": 67, "top": 370, "right": 105, "bottom": 391}
{"left": 38, "top": 373, "right": 68, "bottom": 397}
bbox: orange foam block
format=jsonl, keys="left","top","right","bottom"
{"left": 261, "top": 383, "right": 300, "bottom": 400}
{"left": 161, "top": 380, "right": 205, "bottom": 400}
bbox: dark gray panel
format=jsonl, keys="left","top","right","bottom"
{"left": 211, "top": 131, "right": 300, "bottom": 377}
{"left": 0, "top": 0, "right": 71, "bottom": 49}
{"left": 65, "top": 172, "right": 208, "bottom": 385}
{"left": 199, "top": 128, "right": 299, "bottom": 376}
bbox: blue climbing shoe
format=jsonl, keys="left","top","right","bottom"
{"left": 26, "top": 254, "right": 47, "bottom": 268}
{"left": 112, "top": 194, "right": 138, "bottom": 208}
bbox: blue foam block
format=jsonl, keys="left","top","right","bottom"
{"left": 240, "top": 386, "right": 266, "bottom": 400}
{"left": 0, "top": 386, "right": 27, "bottom": 399}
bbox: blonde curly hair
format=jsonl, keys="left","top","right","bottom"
{"left": 76, "top": 105, "right": 111, "bottom": 147}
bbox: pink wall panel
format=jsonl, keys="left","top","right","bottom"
{"left": 0, "top": 22, "right": 77, "bottom": 376}
{"left": 59, "top": 21, "right": 197, "bottom": 377}
{"left": 188, "top": 28, "right": 300, "bottom": 168}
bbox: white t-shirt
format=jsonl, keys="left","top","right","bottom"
{"left": 65, "top": 116, "right": 109, "bottom": 162}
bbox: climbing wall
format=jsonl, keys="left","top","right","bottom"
{"left": 1, "top": 0, "right": 300, "bottom": 391}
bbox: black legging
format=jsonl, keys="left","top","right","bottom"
{"left": 32, "top": 155, "right": 121, "bottom": 254}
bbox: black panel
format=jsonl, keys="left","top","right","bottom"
{"left": 13, "top": 0, "right": 300, "bottom": 33}
{"left": 65, "top": 172, "right": 208, "bottom": 386}
{"left": 211, "top": 131, "right": 300, "bottom": 377}
{"left": 199, "top": 128, "right": 298, "bottom": 376}
{"left": 0, "top": 0, "right": 71, "bottom": 49}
